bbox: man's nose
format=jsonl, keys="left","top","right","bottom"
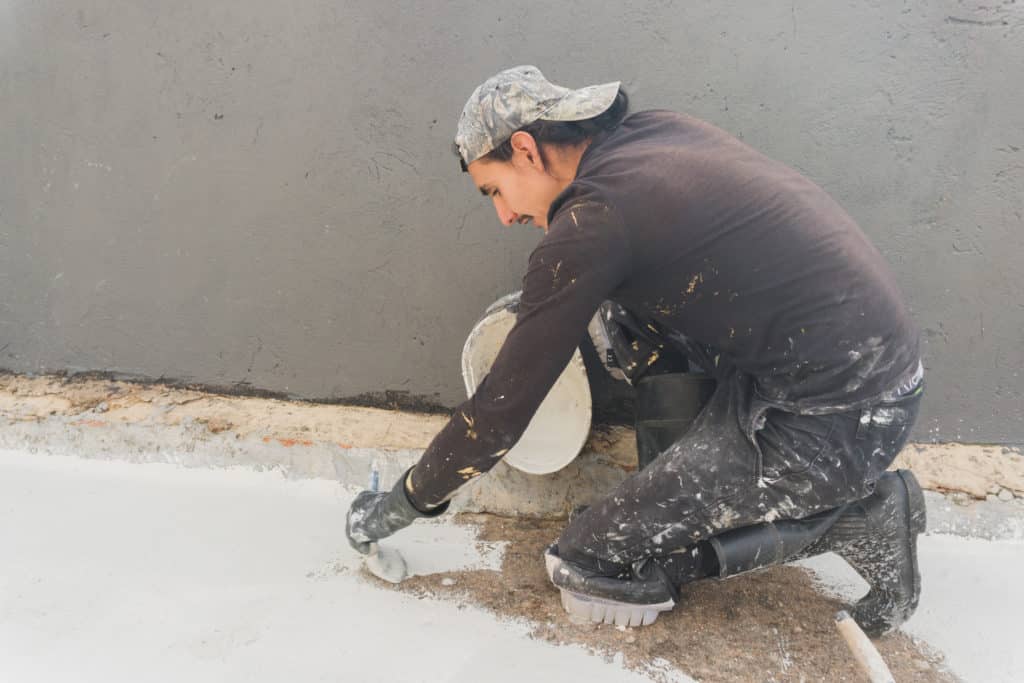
{"left": 493, "top": 198, "right": 518, "bottom": 226}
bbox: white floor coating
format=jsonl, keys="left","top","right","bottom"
{"left": 799, "top": 533, "right": 1024, "bottom": 682}
{"left": 2, "top": 449, "right": 1021, "bottom": 682}
{"left": 0, "top": 450, "right": 679, "bottom": 683}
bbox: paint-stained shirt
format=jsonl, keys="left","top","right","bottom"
{"left": 407, "top": 110, "right": 920, "bottom": 508}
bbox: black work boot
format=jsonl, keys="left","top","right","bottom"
{"left": 706, "top": 470, "right": 926, "bottom": 636}
{"left": 634, "top": 372, "right": 715, "bottom": 469}
{"left": 802, "top": 469, "right": 927, "bottom": 636}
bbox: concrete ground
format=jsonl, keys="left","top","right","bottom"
{"left": 2, "top": 448, "right": 1023, "bottom": 682}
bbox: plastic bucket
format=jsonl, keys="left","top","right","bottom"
{"left": 460, "top": 292, "right": 592, "bottom": 475}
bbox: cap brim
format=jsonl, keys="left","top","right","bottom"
{"left": 538, "top": 81, "right": 621, "bottom": 122}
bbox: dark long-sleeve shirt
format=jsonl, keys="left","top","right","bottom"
{"left": 407, "top": 110, "right": 919, "bottom": 508}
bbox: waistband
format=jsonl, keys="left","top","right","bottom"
{"left": 878, "top": 359, "right": 924, "bottom": 402}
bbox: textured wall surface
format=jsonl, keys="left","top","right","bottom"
{"left": 2, "top": 1, "right": 1022, "bottom": 442}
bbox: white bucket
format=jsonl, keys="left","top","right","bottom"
{"left": 461, "top": 292, "right": 592, "bottom": 475}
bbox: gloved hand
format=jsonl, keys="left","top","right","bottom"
{"left": 345, "top": 468, "right": 449, "bottom": 554}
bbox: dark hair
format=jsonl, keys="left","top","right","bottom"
{"left": 457, "top": 88, "right": 630, "bottom": 172}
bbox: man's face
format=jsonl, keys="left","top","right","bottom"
{"left": 466, "top": 133, "right": 564, "bottom": 231}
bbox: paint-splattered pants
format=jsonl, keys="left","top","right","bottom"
{"left": 556, "top": 366, "right": 923, "bottom": 576}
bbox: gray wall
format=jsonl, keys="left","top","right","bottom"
{"left": 2, "top": 1, "right": 1022, "bottom": 443}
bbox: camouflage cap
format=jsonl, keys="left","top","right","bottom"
{"left": 455, "top": 65, "right": 621, "bottom": 167}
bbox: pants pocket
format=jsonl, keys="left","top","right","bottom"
{"left": 850, "top": 394, "right": 923, "bottom": 476}
{"left": 756, "top": 410, "right": 837, "bottom": 481}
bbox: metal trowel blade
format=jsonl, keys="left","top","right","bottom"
{"left": 365, "top": 542, "right": 408, "bottom": 584}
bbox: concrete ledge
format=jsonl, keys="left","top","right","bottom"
{"left": 1, "top": 373, "right": 1021, "bottom": 517}
{"left": 0, "top": 414, "right": 634, "bottom": 517}
{"left": 0, "top": 373, "right": 639, "bottom": 516}
{"left": 894, "top": 443, "right": 1024, "bottom": 498}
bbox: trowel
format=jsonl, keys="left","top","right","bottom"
{"left": 364, "top": 464, "right": 409, "bottom": 584}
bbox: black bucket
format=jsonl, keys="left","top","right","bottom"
{"left": 634, "top": 372, "right": 717, "bottom": 469}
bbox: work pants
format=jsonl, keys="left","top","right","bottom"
{"left": 557, "top": 365, "right": 923, "bottom": 576}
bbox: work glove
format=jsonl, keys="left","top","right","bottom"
{"left": 345, "top": 468, "right": 449, "bottom": 554}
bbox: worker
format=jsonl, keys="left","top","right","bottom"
{"left": 346, "top": 66, "right": 925, "bottom": 635}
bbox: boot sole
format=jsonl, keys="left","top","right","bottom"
{"left": 894, "top": 468, "right": 925, "bottom": 614}
{"left": 898, "top": 468, "right": 925, "bottom": 608}
{"left": 558, "top": 588, "right": 675, "bottom": 627}
{"left": 897, "top": 468, "right": 927, "bottom": 535}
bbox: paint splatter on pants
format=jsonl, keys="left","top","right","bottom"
{"left": 556, "top": 367, "right": 923, "bottom": 576}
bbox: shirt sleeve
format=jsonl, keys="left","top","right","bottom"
{"left": 407, "top": 195, "right": 632, "bottom": 508}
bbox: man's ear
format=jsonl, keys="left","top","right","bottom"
{"left": 509, "top": 131, "right": 544, "bottom": 171}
